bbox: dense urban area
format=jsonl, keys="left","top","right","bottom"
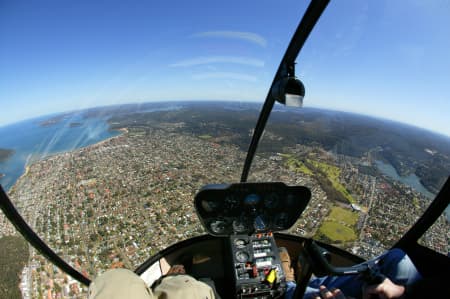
{"left": 0, "top": 107, "right": 448, "bottom": 299}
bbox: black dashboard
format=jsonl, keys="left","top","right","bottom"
{"left": 194, "top": 182, "right": 311, "bottom": 236}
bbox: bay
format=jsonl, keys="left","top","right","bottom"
{"left": 375, "top": 160, "right": 450, "bottom": 222}
{"left": 0, "top": 112, "right": 120, "bottom": 191}
{"left": 374, "top": 160, "right": 435, "bottom": 199}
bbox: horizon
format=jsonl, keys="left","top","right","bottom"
{"left": 1, "top": 100, "right": 449, "bottom": 141}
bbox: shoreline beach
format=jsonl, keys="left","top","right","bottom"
{"left": 6, "top": 128, "right": 126, "bottom": 194}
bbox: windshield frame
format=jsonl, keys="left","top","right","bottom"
{"left": 240, "top": 0, "right": 330, "bottom": 182}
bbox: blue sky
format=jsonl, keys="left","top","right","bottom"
{"left": 1, "top": 0, "right": 449, "bottom": 136}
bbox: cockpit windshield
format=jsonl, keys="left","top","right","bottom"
{"left": 0, "top": 1, "right": 449, "bottom": 298}
{"left": 250, "top": 0, "right": 450, "bottom": 259}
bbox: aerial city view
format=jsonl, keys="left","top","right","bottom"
{"left": 0, "top": 102, "right": 449, "bottom": 298}
{"left": 1, "top": 1, "right": 449, "bottom": 298}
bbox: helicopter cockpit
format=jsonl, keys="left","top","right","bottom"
{"left": 1, "top": 0, "right": 450, "bottom": 298}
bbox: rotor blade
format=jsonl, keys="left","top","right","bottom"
{"left": 240, "top": 0, "right": 330, "bottom": 182}
{"left": 0, "top": 185, "right": 91, "bottom": 286}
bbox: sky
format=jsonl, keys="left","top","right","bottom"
{"left": 1, "top": 0, "right": 449, "bottom": 136}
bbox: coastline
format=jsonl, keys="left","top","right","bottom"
{"left": 8, "top": 166, "right": 30, "bottom": 194}
{"left": 6, "top": 128, "right": 127, "bottom": 194}
{"left": 79, "top": 127, "right": 128, "bottom": 150}
{"left": 374, "top": 159, "right": 435, "bottom": 199}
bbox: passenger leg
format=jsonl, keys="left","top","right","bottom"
{"left": 303, "top": 248, "right": 422, "bottom": 299}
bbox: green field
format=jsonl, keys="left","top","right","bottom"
{"left": 316, "top": 206, "right": 359, "bottom": 242}
{"left": 198, "top": 134, "right": 212, "bottom": 139}
{"left": 307, "top": 159, "right": 356, "bottom": 204}
{"left": 317, "top": 221, "right": 357, "bottom": 242}
{"left": 283, "top": 155, "right": 313, "bottom": 175}
{"left": 328, "top": 206, "right": 359, "bottom": 225}
{"left": 281, "top": 154, "right": 356, "bottom": 204}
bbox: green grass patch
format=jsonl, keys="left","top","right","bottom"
{"left": 315, "top": 206, "right": 359, "bottom": 243}
{"left": 328, "top": 206, "right": 359, "bottom": 226}
{"left": 412, "top": 197, "right": 420, "bottom": 209}
{"left": 307, "top": 159, "right": 356, "bottom": 203}
{"left": 282, "top": 155, "right": 313, "bottom": 176}
{"left": 316, "top": 221, "right": 357, "bottom": 242}
{"left": 198, "top": 134, "right": 212, "bottom": 139}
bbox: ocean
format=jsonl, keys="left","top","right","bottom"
{"left": 0, "top": 112, "right": 120, "bottom": 191}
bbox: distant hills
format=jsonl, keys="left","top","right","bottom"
{"left": 103, "top": 101, "right": 450, "bottom": 195}
{"left": 266, "top": 107, "right": 450, "bottom": 194}
{"left": 25, "top": 101, "right": 450, "bottom": 195}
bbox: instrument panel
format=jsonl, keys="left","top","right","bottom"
{"left": 230, "top": 233, "right": 286, "bottom": 298}
{"left": 194, "top": 182, "right": 311, "bottom": 236}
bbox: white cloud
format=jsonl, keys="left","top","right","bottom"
{"left": 169, "top": 56, "right": 264, "bottom": 68}
{"left": 192, "top": 72, "right": 258, "bottom": 82}
{"left": 192, "top": 31, "right": 267, "bottom": 47}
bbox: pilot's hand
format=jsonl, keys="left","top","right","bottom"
{"left": 313, "top": 285, "right": 352, "bottom": 299}
{"left": 363, "top": 278, "right": 405, "bottom": 299}
{"left": 166, "top": 264, "right": 186, "bottom": 275}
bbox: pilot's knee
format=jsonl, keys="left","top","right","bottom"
{"left": 381, "top": 248, "right": 406, "bottom": 266}
{"left": 153, "top": 274, "right": 216, "bottom": 299}
{"left": 88, "top": 268, "right": 154, "bottom": 299}
{"left": 380, "top": 248, "right": 421, "bottom": 284}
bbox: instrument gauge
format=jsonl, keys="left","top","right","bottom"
{"left": 264, "top": 193, "right": 279, "bottom": 209}
{"left": 234, "top": 238, "right": 247, "bottom": 248}
{"left": 210, "top": 220, "right": 227, "bottom": 234}
{"left": 235, "top": 251, "right": 250, "bottom": 263}
{"left": 202, "top": 199, "right": 220, "bottom": 212}
{"left": 232, "top": 219, "right": 247, "bottom": 233}
{"left": 244, "top": 193, "right": 260, "bottom": 206}
{"left": 274, "top": 212, "right": 289, "bottom": 229}
{"left": 225, "top": 194, "right": 240, "bottom": 210}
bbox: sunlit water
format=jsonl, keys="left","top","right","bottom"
{"left": 0, "top": 113, "right": 120, "bottom": 191}
{"left": 375, "top": 160, "right": 450, "bottom": 221}
{"left": 374, "top": 160, "right": 435, "bottom": 198}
